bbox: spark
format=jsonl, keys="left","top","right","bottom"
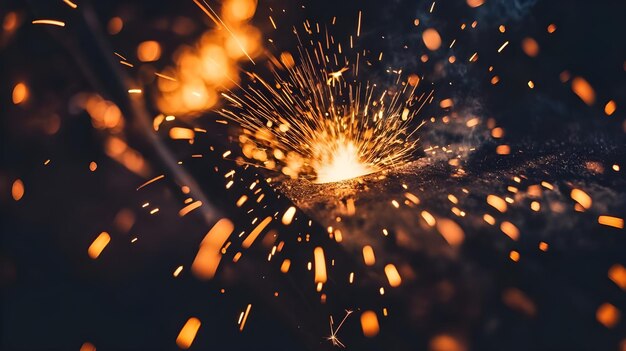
{"left": 62, "top": 0, "right": 78, "bottom": 9}
{"left": 219, "top": 25, "right": 429, "bottom": 183}
{"left": 326, "top": 310, "right": 353, "bottom": 348}
{"left": 32, "top": 19, "right": 66, "bottom": 27}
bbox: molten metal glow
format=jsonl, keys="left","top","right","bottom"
{"left": 313, "top": 140, "right": 376, "bottom": 183}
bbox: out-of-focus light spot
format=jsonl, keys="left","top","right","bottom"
{"left": 436, "top": 218, "right": 465, "bottom": 246}
{"left": 509, "top": 250, "right": 520, "bottom": 261}
{"left": 496, "top": 145, "right": 511, "bottom": 155}
{"left": 530, "top": 201, "right": 541, "bottom": 211}
{"left": 609, "top": 264, "right": 626, "bottom": 290}
{"left": 421, "top": 210, "right": 436, "bottom": 226}
{"left": 527, "top": 80, "right": 535, "bottom": 89}
{"left": 604, "top": 100, "right": 617, "bottom": 116}
{"left": 571, "top": 77, "right": 596, "bottom": 106}
{"left": 596, "top": 303, "right": 620, "bottom": 328}
{"left": 88, "top": 232, "right": 111, "bottom": 259}
{"left": 89, "top": 161, "right": 97, "bottom": 172}
{"left": 360, "top": 311, "right": 379, "bottom": 337}
{"left": 362, "top": 245, "right": 376, "bottom": 266}
{"left": 280, "top": 259, "right": 291, "bottom": 273}
{"left": 108, "top": 17, "right": 123, "bottom": 34}
{"left": 176, "top": 317, "right": 201, "bottom": 349}
{"left": 12, "top": 179, "right": 25, "bottom": 201}
{"left": 384, "top": 264, "right": 402, "bottom": 287}
{"left": 439, "top": 98, "right": 453, "bottom": 108}
{"left": 191, "top": 218, "right": 234, "bottom": 279}
{"left": 521, "top": 37, "right": 539, "bottom": 57}
{"left": 539, "top": 242, "right": 549, "bottom": 251}
{"left": 137, "top": 40, "right": 162, "bottom": 62}
{"left": 500, "top": 221, "right": 520, "bottom": 240}
{"left": 570, "top": 188, "right": 592, "bottom": 209}
{"left": 466, "top": 0, "right": 484, "bottom": 8}
{"left": 491, "top": 127, "right": 504, "bottom": 138}
{"left": 12, "top": 82, "right": 28, "bottom": 104}
{"left": 428, "top": 334, "right": 466, "bottom": 351}
{"left": 80, "top": 342, "right": 96, "bottom": 351}
{"left": 547, "top": 24, "right": 557, "bottom": 33}
{"left": 422, "top": 28, "right": 442, "bottom": 51}
{"left": 487, "top": 195, "right": 507, "bottom": 212}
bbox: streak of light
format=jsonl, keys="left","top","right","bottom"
{"left": 500, "top": 221, "right": 520, "bottom": 240}
{"left": 179, "top": 201, "right": 202, "bottom": 217}
{"left": 32, "top": 19, "right": 65, "bottom": 27}
{"left": 598, "top": 216, "right": 624, "bottom": 229}
{"left": 88, "top": 232, "right": 111, "bottom": 259}
{"left": 487, "top": 195, "right": 507, "bottom": 212}
{"left": 136, "top": 174, "right": 165, "bottom": 190}
{"left": 63, "top": 0, "right": 78, "bottom": 9}
{"left": 191, "top": 219, "right": 235, "bottom": 279}
{"left": 239, "top": 304, "right": 252, "bottom": 331}
{"left": 241, "top": 216, "right": 271, "bottom": 248}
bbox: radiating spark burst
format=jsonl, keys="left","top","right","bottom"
{"left": 219, "top": 23, "right": 430, "bottom": 184}
{"left": 326, "top": 310, "right": 353, "bottom": 348}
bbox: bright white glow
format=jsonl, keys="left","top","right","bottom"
{"left": 314, "top": 141, "right": 377, "bottom": 184}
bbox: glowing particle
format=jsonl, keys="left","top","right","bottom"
{"left": 439, "top": 98, "right": 453, "bottom": 108}
{"left": 11, "top": 179, "right": 24, "bottom": 201}
{"left": 79, "top": 342, "right": 96, "bottom": 351}
{"left": 500, "top": 221, "right": 520, "bottom": 240}
{"left": 88, "top": 232, "right": 110, "bottom": 259}
{"left": 547, "top": 24, "right": 557, "bottom": 33}
{"left": 604, "top": 100, "right": 616, "bottom": 116}
{"left": 32, "top": 19, "right": 65, "bottom": 27}
{"left": 571, "top": 77, "right": 596, "bottom": 106}
{"left": 598, "top": 216, "right": 624, "bottom": 229}
{"left": 280, "top": 259, "right": 291, "bottom": 273}
{"left": 176, "top": 317, "right": 201, "bottom": 349}
{"left": 128, "top": 89, "right": 142, "bottom": 94}
{"left": 421, "top": 210, "right": 436, "bottom": 227}
{"left": 89, "top": 161, "right": 97, "bottom": 172}
{"left": 531, "top": 201, "right": 541, "bottom": 211}
{"left": 466, "top": 0, "right": 485, "bottom": 7}
{"left": 436, "top": 218, "right": 464, "bottom": 246}
{"left": 137, "top": 41, "right": 161, "bottom": 62}
{"left": 282, "top": 206, "right": 296, "bottom": 225}
{"left": 179, "top": 201, "right": 202, "bottom": 217}
{"left": 191, "top": 219, "right": 234, "bottom": 279}
{"left": 527, "top": 80, "right": 535, "bottom": 89}
{"left": 173, "top": 266, "right": 183, "bottom": 277}
{"left": 362, "top": 245, "right": 376, "bottom": 266}
{"left": 497, "top": 41, "right": 509, "bottom": 53}
{"left": 391, "top": 200, "right": 400, "bottom": 208}
{"left": 242, "top": 216, "right": 272, "bottom": 248}
{"left": 570, "top": 189, "right": 592, "bottom": 209}
{"left": 384, "top": 264, "right": 402, "bottom": 287}
{"left": 496, "top": 145, "right": 511, "bottom": 155}
{"left": 239, "top": 304, "right": 252, "bottom": 331}
{"left": 609, "top": 264, "right": 626, "bottom": 290}
{"left": 313, "top": 247, "right": 327, "bottom": 284}
{"left": 12, "top": 83, "right": 28, "bottom": 104}
{"left": 483, "top": 214, "right": 496, "bottom": 225}
{"left": 169, "top": 127, "right": 195, "bottom": 140}
{"left": 539, "top": 242, "right": 549, "bottom": 251}
{"left": 63, "top": 0, "right": 78, "bottom": 9}
{"left": 360, "top": 311, "right": 379, "bottom": 337}
{"left": 522, "top": 37, "right": 539, "bottom": 57}
{"left": 487, "top": 195, "right": 507, "bottom": 212}
{"left": 596, "top": 303, "right": 620, "bottom": 328}
{"left": 422, "top": 28, "right": 442, "bottom": 51}
{"left": 509, "top": 250, "right": 520, "bottom": 262}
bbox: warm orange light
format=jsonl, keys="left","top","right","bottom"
{"left": 598, "top": 215, "right": 624, "bottom": 229}
{"left": 12, "top": 82, "right": 28, "bottom": 104}
{"left": 11, "top": 179, "right": 25, "bottom": 201}
{"left": 191, "top": 218, "right": 234, "bottom": 279}
{"left": 360, "top": 310, "right": 380, "bottom": 337}
{"left": 422, "top": 28, "right": 442, "bottom": 51}
{"left": 176, "top": 317, "right": 201, "bottom": 349}
{"left": 500, "top": 221, "right": 520, "bottom": 240}
{"left": 571, "top": 77, "right": 596, "bottom": 106}
{"left": 384, "top": 264, "right": 402, "bottom": 287}
{"left": 596, "top": 303, "right": 620, "bottom": 328}
{"left": 362, "top": 245, "right": 376, "bottom": 266}
{"left": 521, "top": 37, "right": 539, "bottom": 57}
{"left": 241, "top": 216, "right": 271, "bottom": 248}
{"left": 137, "top": 40, "right": 162, "bottom": 62}
{"left": 487, "top": 195, "right": 507, "bottom": 212}
{"left": 88, "top": 232, "right": 111, "bottom": 259}
{"left": 313, "top": 247, "right": 327, "bottom": 284}
{"left": 571, "top": 189, "right": 592, "bottom": 209}
{"left": 436, "top": 218, "right": 465, "bottom": 246}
